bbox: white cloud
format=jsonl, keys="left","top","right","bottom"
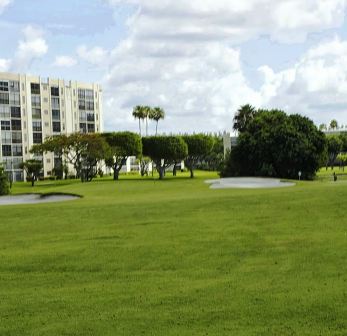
{"left": 102, "top": 0, "right": 347, "bottom": 132}
{"left": 13, "top": 25, "right": 48, "bottom": 71}
{"left": 0, "top": 58, "right": 11, "bottom": 72}
{"left": 0, "top": 0, "right": 12, "bottom": 14}
{"left": 53, "top": 55, "right": 77, "bottom": 67}
{"left": 259, "top": 36, "right": 347, "bottom": 125}
{"left": 77, "top": 45, "right": 108, "bottom": 65}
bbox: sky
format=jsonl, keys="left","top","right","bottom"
{"left": 0, "top": 0, "right": 347, "bottom": 134}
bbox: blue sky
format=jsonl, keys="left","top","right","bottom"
{"left": 1, "top": 0, "right": 347, "bottom": 133}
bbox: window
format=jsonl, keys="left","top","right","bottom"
{"left": 22, "top": 96, "right": 25, "bottom": 104}
{"left": 11, "top": 120, "right": 21, "bottom": 131}
{"left": 61, "top": 87, "right": 64, "bottom": 95}
{"left": 31, "top": 83, "right": 40, "bottom": 94}
{"left": 78, "top": 89, "right": 85, "bottom": 99}
{"left": 43, "top": 97, "right": 48, "bottom": 103}
{"left": 52, "top": 109, "right": 60, "bottom": 120}
{"left": 32, "top": 121, "right": 42, "bottom": 132}
{"left": 1, "top": 131, "right": 11, "bottom": 144}
{"left": 0, "top": 105, "right": 10, "bottom": 118}
{"left": 32, "top": 108, "right": 41, "bottom": 119}
{"left": 44, "top": 109, "right": 48, "bottom": 115}
{"left": 9, "top": 81, "right": 20, "bottom": 92}
{"left": 21, "top": 83, "right": 25, "bottom": 91}
{"left": 2, "top": 145, "right": 11, "bottom": 157}
{"left": 1, "top": 120, "right": 10, "bottom": 130}
{"left": 9, "top": 92, "right": 20, "bottom": 105}
{"left": 79, "top": 111, "right": 86, "bottom": 121}
{"left": 12, "top": 132, "right": 22, "bottom": 144}
{"left": 52, "top": 122, "right": 61, "bottom": 132}
{"left": 0, "top": 81, "right": 9, "bottom": 92}
{"left": 44, "top": 122, "right": 49, "bottom": 127}
{"left": 11, "top": 106, "right": 21, "bottom": 118}
{"left": 73, "top": 89, "right": 76, "bottom": 96}
{"left": 87, "top": 112, "right": 95, "bottom": 122}
{"left": 52, "top": 97, "right": 60, "bottom": 109}
{"left": 12, "top": 158, "right": 23, "bottom": 169}
{"left": 78, "top": 99, "right": 85, "bottom": 110}
{"left": 0, "top": 92, "right": 9, "bottom": 104}
{"left": 96, "top": 114, "right": 98, "bottom": 121}
{"left": 86, "top": 101, "right": 94, "bottom": 110}
{"left": 79, "top": 123, "right": 87, "bottom": 133}
{"left": 12, "top": 145, "right": 22, "bottom": 157}
{"left": 95, "top": 91, "right": 97, "bottom": 99}
{"left": 33, "top": 133, "right": 42, "bottom": 144}
{"left": 87, "top": 123, "right": 95, "bottom": 133}
{"left": 31, "top": 95, "right": 41, "bottom": 107}
{"left": 42, "top": 84, "right": 48, "bottom": 91}
{"left": 86, "top": 89, "right": 93, "bottom": 99}
{"left": 51, "top": 87, "right": 59, "bottom": 96}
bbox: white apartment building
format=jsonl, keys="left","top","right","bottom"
{"left": 0, "top": 72, "right": 103, "bottom": 181}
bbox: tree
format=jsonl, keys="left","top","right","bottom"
{"left": 330, "top": 119, "right": 338, "bottom": 130}
{"left": 132, "top": 105, "right": 145, "bottom": 136}
{"left": 222, "top": 109, "right": 327, "bottom": 180}
{"left": 326, "top": 135, "right": 343, "bottom": 170}
{"left": 319, "top": 123, "right": 327, "bottom": 131}
{"left": 103, "top": 132, "right": 142, "bottom": 180}
{"left": 337, "top": 153, "right": 347, "bottom": 171}
{"left": 233, "top": 104, "right": 257, "bottom": 133}
{"left": 149, "top": 107, "right": 165, "bottom": 135}
{"left": 182, "top": 134, "right": 214, "bottom": 178}
{"left": 20, "top": 160, "right": 43, "bottom": 187}
{"left": 0, "top": 164, "right": 10, "bottom": 195}
{"left": 142, "top": 136, "right": 188, "bottom": 179}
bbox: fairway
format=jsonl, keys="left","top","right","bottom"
{"left": 0, "top": 171, "right": 346, "bottom": 335}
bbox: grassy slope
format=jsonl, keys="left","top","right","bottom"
{"left": 0, "top": 171, "right": 346, "bottom": 335}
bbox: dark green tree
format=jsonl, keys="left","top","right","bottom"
{"left": 222, "top": 109, "right": 326, "bottom": 180}
{"left": 182, "top": 134, "right": 214, "bottom": 178}
{"left": 103, "top": 132, "right": 142, "bottom": 180}
{"left": 142, "top": 136, "right": 188, "bottom": 179}
{"left": 20, "top": 160, "right": 43, "bottom": 186}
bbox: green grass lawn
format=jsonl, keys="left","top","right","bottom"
{"left": 0, "top": 171, "right": 346, "bottom": 335}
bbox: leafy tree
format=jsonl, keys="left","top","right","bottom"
{"left": 326, "top": 135, "right": 343, "bottom": 170}
{"left": 0, "top": 164, "right": 10, "bottom": 195}
{"left": 20, "top": 160, "right": 43, "bottom": 187}
{"left": 233, "top": 104, "right": 257, "bottom": 133}
{"left": 142, "top": 136, "right": 188, "bottom": 179}
{"left": 337, "top": 153, "right": 347, "bottom": 171}
{"left": 222, "top": 109, "right": 326, "bottom": 180}
{"left": 103, "top": 132, "right": 142, "bottom": 180}
{"left": 182, "top": 134, "right": 214, "bottom": 178}
{"left": 330, "top": 119, "right": 338, "bottom": 130}
{"left": 149, "top": 107, "right": 165, "bottom": 135}
{"left": 338, "top": 132, "right": 347, "bottom": 152}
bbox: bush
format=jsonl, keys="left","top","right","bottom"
{"left": 0, "top": 165, "right": 10, "bottom": 196}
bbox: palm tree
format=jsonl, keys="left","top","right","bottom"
{"left": 149, "top": 107, "right": 165, "bottom": 135}
{"left": 143, "top": 106, "right": 151, "bottom": 136}
{"left": 330, "top": 119, "right": 338, "bottom": 130}
{"left": 132, "top": 105, "right": 145, "bottom": 136}
{"left": 233, "top": 104, "right": 257, "bottom": 133}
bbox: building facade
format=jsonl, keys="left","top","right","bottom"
{"left": 0, "top": 72, "right": 103, "bottom": 181}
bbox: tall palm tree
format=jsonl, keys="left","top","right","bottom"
{"left": 233, "top": 104, "right": 257, "bottom": 133}
{"left": 132, "top": 105, "right": 145, "bottom": 136}
{"left": 143, "top": 106, "right": 151, "bottom": 136}
{"left": 149, "top": 107, "right": 165, "bottom": 135}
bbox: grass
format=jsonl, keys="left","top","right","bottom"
{"left": 0, "top": 170, "right": 346, "bottom": 335}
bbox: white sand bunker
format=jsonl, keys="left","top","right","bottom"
{"left": 205, "top": 177, "right": 295, "bottom": 189}
{"left": 0, "top": 194, "right": 80, "bottom": 206}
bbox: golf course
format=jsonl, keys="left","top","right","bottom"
{"left": 0, "top": 170, "right": 346, "bottom": 335}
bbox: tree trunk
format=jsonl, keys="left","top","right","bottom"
{"left": 155, "top": 121, "right": 158, "bottom": 136}
{"left": 31, "top": 175, "right": 35, "bottom": 187}
{"left": 114, "top": 169, "right": 119, "bottom": 180}
{"left": 190, "top": 168, "right": 194, "bottom": 178}
{"left": 139, "top": 119, "right": 141, "bottom": 137}
{"left": 173, "top": 164, "right": 177, "bottom": 176}
{"left": 158, "top": 166, "right": 164, "bottom": 180}
{"left": 146, "top": 118, "right": 148, "bottom": 136}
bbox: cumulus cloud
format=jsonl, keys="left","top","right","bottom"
{"left": 77, "top": 45, "right": 108, "bottom": 65}
{"left": 0, "top": 0, "right": 12, "bottom": 14}
{"left": 259, "top": 36, "right": 347, "bottom": 125}
{"left": 102, "top": 0, "right": 347, "bottom": 132}
{"left": 0, "top": 58, "right": 11, "bottom": 72}
{"left": 53, "top": 55, "right": 77, "bottom": 67}
{"left": 13, "top": 25, "right": 48, "bottom": 71}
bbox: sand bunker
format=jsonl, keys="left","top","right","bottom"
{"left": 0, "top": 194, "right": 80, "bottom": 206}
{"left": 205, "top": 177, "right": 295, "bottom": 189}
